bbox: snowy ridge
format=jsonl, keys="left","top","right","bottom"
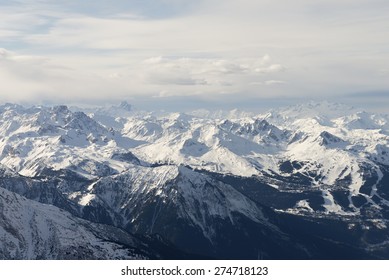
{"left": 0, "top": 104, "right": 140, "bottom": 178}
{"left": 0, "top": 187, "right": 149, "bottom": 259}
{"left": 77, "top": 165, "right": 269, "bottom": 241}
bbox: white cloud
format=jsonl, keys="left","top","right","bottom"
{"left": 137, "top": 56, "right": 288, "bottom": 97}
{"left": 264, "top": 80, "right": 286, "bottom": 85}
{"left": 379, "top": 69, "right": 389, "bottom": 77}
{"left": 0, "top": 0, "right": 389, "bottom": 109}
{"left": 0, "top": 48, "right": 132, "bottom": 103}
{"left": 0, "top": 48, "right": 287, "bottom": 103}
{"left": 255, "top": 64, "right": 285, "bottom": 74}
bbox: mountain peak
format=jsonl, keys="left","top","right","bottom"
{"left": 52, "top": 105, "right": 69, "bottom": 114}
{"left": 118, "top": 101, "right": 132, "bottom": 112}
{"left": 318, "top": 131, "right": 345, "bottom": 146}
{"left": 260, "top": 100, "right": 358, "bottom": 128}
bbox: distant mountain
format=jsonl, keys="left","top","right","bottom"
{"left": 0, "top": 101, "right": 388, "bottom": 259}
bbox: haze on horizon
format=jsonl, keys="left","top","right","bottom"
{"left": 0, "top": 0, "right": 388, "bottom": 112}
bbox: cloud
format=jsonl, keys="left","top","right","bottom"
{"left": 141, "top": 57, "right": 211, "bottom": 86}
{"left": 264, "top": 80, "right": 286, "bottom": 85}
{"left": 0, "top": 0, "right": 388, "bottom": 111}
{"left": 0, "top": 48, "right": 131, "bottom": 104}
{"left": 140, "top": 55, "right": 285, "bottom": 86}
{"left": 0, "top": 49, "right": 50, "bottom": 99}
{"left": 255, "top": 64, "right": 285, "bottom": 74}
{"left": 345, "top": 90, "right": 389, "bottom": 98}
{"left": 379, "top": 69, "right": 389, "bottom": 77}
{"left": 0, "top": 48, "right": 287, "bottom": 104}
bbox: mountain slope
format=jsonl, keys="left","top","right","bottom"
{"left": 0, "top": 186, "right": 152, "bottom": 259}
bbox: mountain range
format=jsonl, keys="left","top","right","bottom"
{"left": 0, "top": 101, "right": 388, "bottom": 259}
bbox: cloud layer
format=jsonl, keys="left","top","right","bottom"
{"left": 0, "top": 0, "right": 389, "bottom": 111}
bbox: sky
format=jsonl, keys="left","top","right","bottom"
{"left": 0, "top": 0, "right": 389, "bottom": 112}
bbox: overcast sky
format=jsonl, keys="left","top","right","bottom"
{"left": 0, "top": 0, "right": 388, "bottom": 112}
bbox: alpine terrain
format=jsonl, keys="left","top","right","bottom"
{"left": 0, "top": 101, "right": 388, "bottom": 259}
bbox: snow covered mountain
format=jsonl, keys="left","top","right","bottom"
{"left": 0, "top": 101, "right": 388, "bottom": 259}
